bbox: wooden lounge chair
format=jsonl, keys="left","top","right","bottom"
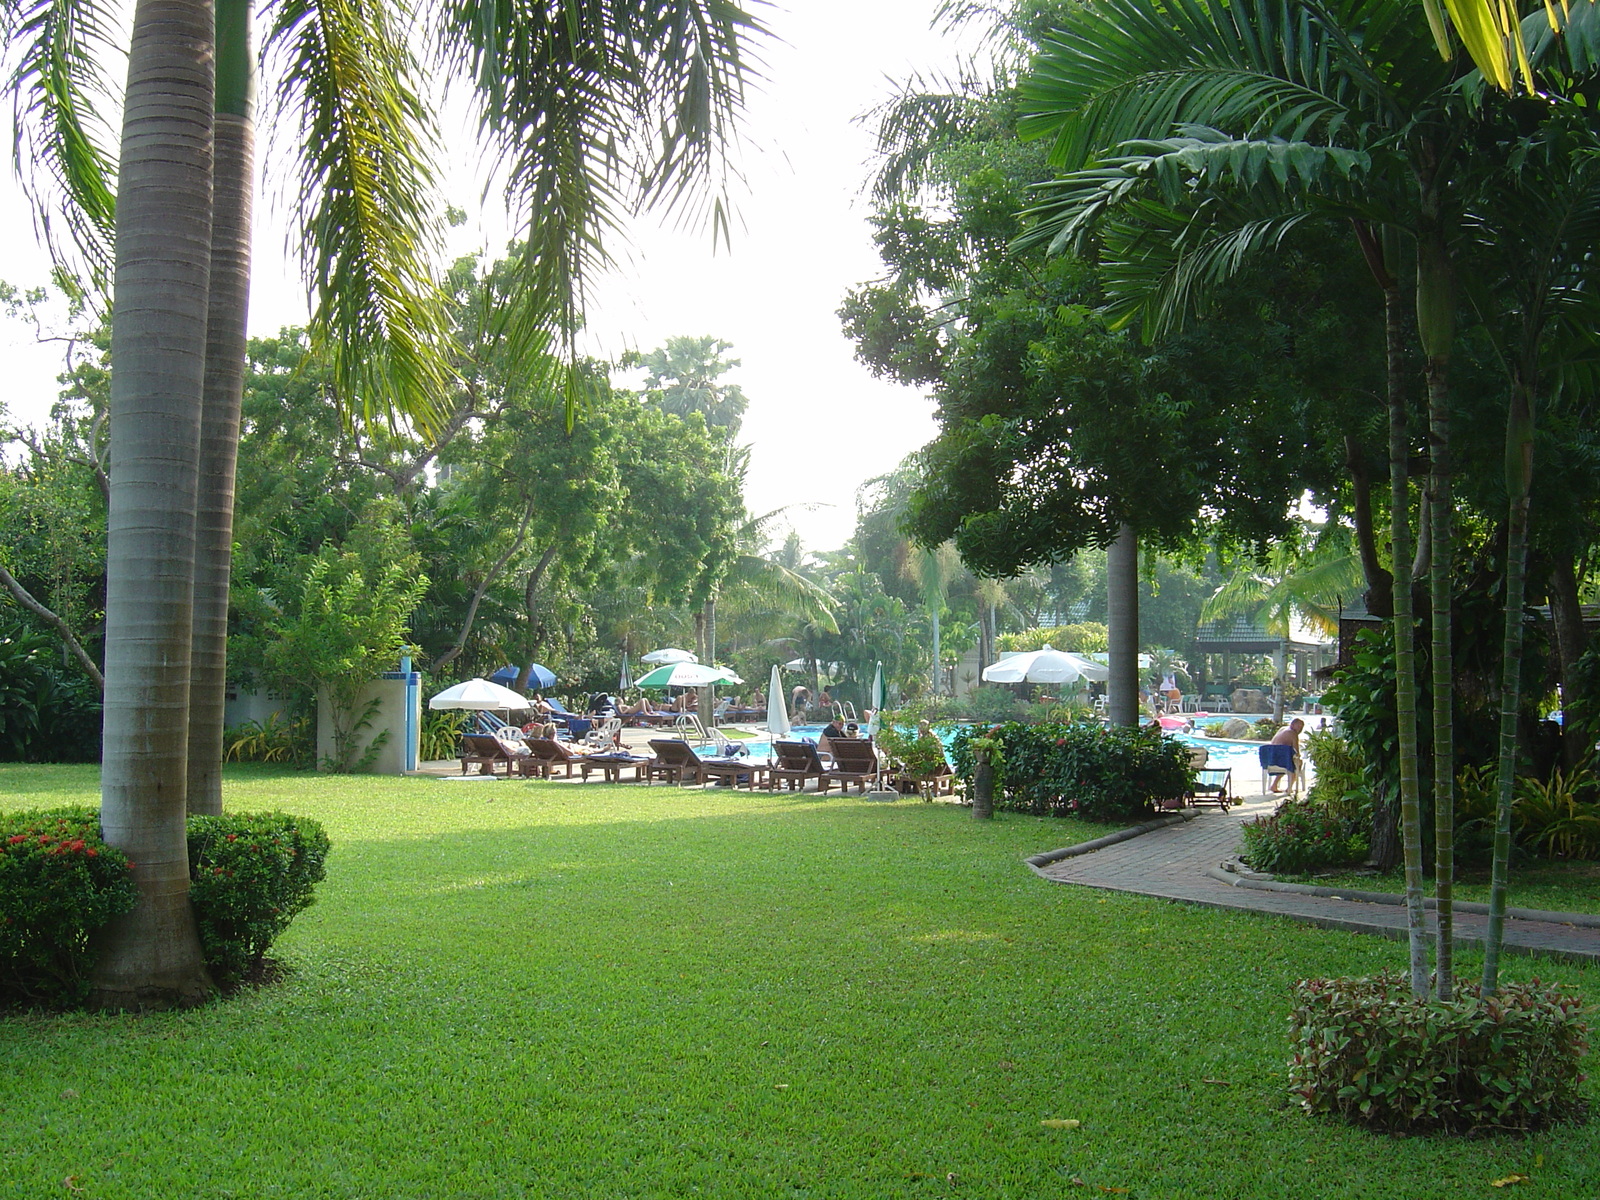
{"left": 523, "top": 736, "right": 591, "bottom": 779}
{"left": 645, "top": 739, "right": 705, "bottom": 786}
{"left": 459, "top": 732, "right": 529, "bottom": 777}
{"left": 769, "top": 740, "right": 828, "bottom": 792}
{"left": 578, "top": 751, "right": 652, "bottom": 783}
{"left": 824, "top": 738, "right": 882, "bottom": 794}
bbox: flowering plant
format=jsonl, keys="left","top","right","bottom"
{"left": 0, "top": 806, "right": 136, "bottom": 1007}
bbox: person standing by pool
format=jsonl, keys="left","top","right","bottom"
{"left": 792, "top": 684, "right": 811, "bottom": 717}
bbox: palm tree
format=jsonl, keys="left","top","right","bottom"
{"left": 1015, "top": 0, "right": 1470, "bottom": 995}
{"left": 88, "top": 0, "right": 218, "bottom": 1009}
{"left": 187, "top": 0, "right": 255, "bottom": 817}
{"left": 7, "top": 0, "right": 767, "bottom": 1007}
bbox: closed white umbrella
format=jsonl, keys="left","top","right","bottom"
{"left": 429, "top": 678, "right": 530, "bottom": 710}
{"left": 866, "top": 661, "right": 886, "bottom": 735}
{"left": 766, "top": 664, "right": 791, "bottom": 739}
{"left": 982, "top": 645, "right": 1108, "bottom": 685}
{"left": 641, "top": 647, "right": 698, "bottom": 665}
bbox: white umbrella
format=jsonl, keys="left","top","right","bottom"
{"left": 635, "top": 661, "right": 744, "bottom": 688}
{"left": 766, "top": 664, "right": 791, "bottom": 739}
{"left": 429, "top": 678, "right": 530, "bottom": 711}
{"left": 619, "top": 653, "right": 633, "bottom": 692}
{"left": 866, "top": 661, "right": 886, "bottom": 735}
{"left": 641, "top": 647, "right": 698, "bottom": 665}
{"left": 982, "top": 645, "right": 1108, "bottom": 685}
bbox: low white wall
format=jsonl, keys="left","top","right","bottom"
{"left": 316, "top": 676, "right": 419, "bottom": 774}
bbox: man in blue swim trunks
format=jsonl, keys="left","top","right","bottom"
{"left": 1262, "top": 718, "right": 1306, "bottom": 793}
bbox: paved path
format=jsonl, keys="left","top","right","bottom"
{"left": 1029, "top": 789, "right": 1600, "bottom": 966}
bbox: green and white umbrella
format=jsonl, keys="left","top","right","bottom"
{"left": 866, "top": 661, "right": 886, "bottom": 735}
{"left": 634, "top": 662, "right": 744, "bottom": 689}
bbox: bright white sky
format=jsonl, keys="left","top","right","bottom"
{"left": 0, "top": 1, "right": 986, "bottom": 554}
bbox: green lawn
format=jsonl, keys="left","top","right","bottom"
{"left": 3, "top": 764, "right": 1597, "bottom": 1198}
{"left": 1295, "top": 861, "right": 1600, "bottom": 916}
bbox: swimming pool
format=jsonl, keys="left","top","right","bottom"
{"left": 705, "top": 725, "right": 1263, "bottom": 770}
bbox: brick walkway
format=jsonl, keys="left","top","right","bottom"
{"left": 1029, "top": 789, "right": 1600, "bottom": 966}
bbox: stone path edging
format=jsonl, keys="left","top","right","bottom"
{"left": 1027, "top": 793, "right": 1600, "bottom": 965}
{"left": 1205, "top": 863, "right": 1600, "bottom": 930}
{"left": 1024, "top": 811, "right": 1197, "bottom": 869}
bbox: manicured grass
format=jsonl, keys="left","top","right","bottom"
{"left": 1298, "top": 861, "right": 1600, "bottom": 916}
{"left": 3, "top": 763, "right": 1598, "bottom": 1198}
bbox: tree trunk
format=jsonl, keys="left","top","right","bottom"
{"left": 1369, "top": 780, "right": 1401, "bottom": 871}
{"left": 1485, "top": 383, "right": 1536, "bottom": 995}
{"left": 1106, "top": 524, "right": 1139, "bottom": 727}
{"left": 1418, "top": 183, "right": 1457, "bottom": 999}
{"left": 187, "top": 0, "right": 255, "bottom": 817}
{"left": 930, "top": 605, "right": 942, "bottom": 697}
{"left": 1344, "top": 433, "right": 1393, "bottom": 618}
{"left": 1385, "top": 271, "right": 1428, "bottom": 998}
{"left": 1548, "top": 556, "right": 1590, "bottom": 771}
{"left": 972, "top": 756, "right": 994, "bottom": 820}
{"left": 92, "top": 0, "right": 216, "bottom": 1009}
{"left": 1424, "top": 319, "right": 1456, "bottom": 1000}
{"left": 699, "top": 597, "right": 716, "bottom": 726}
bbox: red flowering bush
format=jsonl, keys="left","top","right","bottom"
{"left": 186, "top": 812, "right": 330, "bottom": 983}
{"left": 1240, "top": 798, "right": 1368, "bottom": 874}
{"left": 0, "top": 806, "right": 136, "bottom": 1007}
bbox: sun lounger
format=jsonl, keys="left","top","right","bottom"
{"left": 824, "top": 738, "right": 882, "bottom": 794}
{"left": 524, "top": 737, "right": 592, "bottom": 779}
{"left": 1179, "top": 746, "right": 1233, "bottom": 809}
{"left": 769, "top": 740, "right": 828, "bottom": 791}
{"left": 459, "top": 732, "right": 530, "bottom": 777}
{"left": 645, "top": 739, "right": 706, "bottom": 786}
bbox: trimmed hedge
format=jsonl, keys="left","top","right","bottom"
{"left": 188, "top": 811, "right": 331, "bottom": 983}
{"left": 950, "top": 721, "right": 1191, "bottom": 822}
{"left": 0, "top": 806, "right": 136, "bottom": 1007}
{"left": 1289, "top": 972, "right": 1590, "bottom": 1132}
{"left": 1, "top": 807, "right": 330, "bottom": 1007}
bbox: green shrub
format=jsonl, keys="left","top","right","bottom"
{"left": 968, "top": 686, "right": 1026, "bottom": 726}
{"left": 1239, "top": 798, "right": 1367, "bottom": 874}
{"left": 187, "top": 812, "right": 331, "bottom": 983}
{"left": 1250, "top": 717, "right": 1282, "bottom": 741}
{"left": 1303, "top": 728, "right": 1367, "bottom": 822}
{"left": 949, "top": 721, "right": 1190, "bottom": 822}
{"left": 0, "top": 806, "right": 136, "bottom": 1007}
{"left": 419, "top": 708, "right": 468, "bottom": 762}
{"left": 1514, "top": 766, "right": 1600, "bottom": 860}
{"left": 0, "top": 615, "right": 103, "bottom": 763}
{"left": 224, "top": 711, "right": 312, "bottom": 764}
{"left": 1289, "top": 972, "right": 1590, "bottom": 1132}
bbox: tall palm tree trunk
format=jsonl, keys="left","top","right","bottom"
{"left": 1386, "top": 269, "right": 1428, "bottom": 998}
{"left": 92, "top": 0, "right": 216, "bottom": 1009}
{"left": 1484, "top": 383, "right": 1536, "bottom": 994}
{"left": 1106, "top": 524, "right": 1139, "bottom": 727}
{"left": 188, "top": 0, "right": 254, "bottom": 816}
{"left": 1417, "top": 195, "right": 1458, "bottom": 999}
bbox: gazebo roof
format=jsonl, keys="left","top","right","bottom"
{"left": 1192, "top": 613, "right": 1331, "bottom": 655}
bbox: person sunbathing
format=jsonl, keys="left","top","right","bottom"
{"left": 617, "top": 695, "right": 656, "bottom": 716}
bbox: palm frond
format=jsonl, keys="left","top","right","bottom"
{"left": 267, "top": 0, "right": 456, "bottom": 435}
{"left": 437, "top": 0, "right": 765, "bottom": 364}
{"left": 2, "top": 0, "right": 119, "bottom": 289}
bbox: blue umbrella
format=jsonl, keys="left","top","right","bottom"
{"left": 489, "top": 663, "right": 557, "bottom": 690}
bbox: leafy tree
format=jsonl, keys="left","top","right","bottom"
{"left": 634, "top": 336, "right": 751, "bottom": 438}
